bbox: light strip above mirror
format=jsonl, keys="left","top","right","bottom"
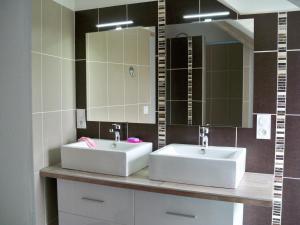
{"left": 96, "top": 20, "right": 134, "bottom": 28}
{"left": 183, "top": 11, "right": 230, "bottom": 19}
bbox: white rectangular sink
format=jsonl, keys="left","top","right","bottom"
{"left": 149, "top": 144, "right": 246, "bottom": 188}
{"left": 61, "top": 139, "right": 152, "bottom": 176}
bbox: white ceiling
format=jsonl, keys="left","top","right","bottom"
{"left": 54, "top": 0, "right": 155, "bottom": 11}
{"left": 218, "top": 0, "right": 300, "bottom": 15}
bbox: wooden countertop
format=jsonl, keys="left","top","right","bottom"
{"left": 40, "top": 165, "right": 273, "bottom": 207}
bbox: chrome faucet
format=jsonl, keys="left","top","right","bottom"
{"left": 109, "top": 124, "right": 121, "bottom": 142}
{"left": 199, "top": 127, "right": 209, "bottom": 148}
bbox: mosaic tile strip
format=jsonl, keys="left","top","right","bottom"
{"left": 158, "top": 0, "right": 167, "bottom": 148}
{"left": 272, "top": 12, "right": 287, "bottom": 225}
{"left": 188, "top": 37, "right": 193, "bottom": 125}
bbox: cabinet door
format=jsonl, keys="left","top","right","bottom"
{"left": 135, "top": 191, "right": 243, "bottom": 225}
{"left": 57, "top": 179, "right": 134, "bottom": 225}
{"left": 59, "top": 212, "right": 119, "bottom": 225}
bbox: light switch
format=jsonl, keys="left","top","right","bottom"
{"left": 256, "top": 114, "right": 271, "bottom": 140}
{"left": 76, "top": 109, "right": 87, "bottom": 129}
{"left": 143, "top": 106, "right": 149, "bottom": 115}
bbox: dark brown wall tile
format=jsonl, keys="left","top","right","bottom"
{"left": 75, "top": 60, "right": 87, "bottom": 109}
{"left": 166, "top": 125, "right": 199, "bottom": 145}
{"left": 128, "top": 1, "right": 158, "bottom": 27}
{"left": 209, "top": 127, "right": 236, "bottom": 147}
{"left": 282, "top": 178, "right": 300, "bottom": 225}
{"left": 287, "top": 51, "right": 300, "bottom": 114}
{"left": 192, "top": 101, "right": 202, "bottom": 125}
{"left": 99, "top": 122, "right": 127, "bottom": 140}
{"left": 75, "top": 9, "right": 98, "bottom": 59}
{"left": 284, "top": 116, "right": 300, "bottom": 178}
{"left": 237, "top": 115, "right": 275, "bottom": 174}
{"left": 243, "top": 205, "right": 272, "bottom": 225}
{"left": 166, "top": 0, "right": 199, "bottom": 25}
{"left": 128, "top": 123, "right": 158, "bottom": 150}
{"left": 192, "top": 69, "right": 202, "bottom": 101}
{"left": 287, "top": 11, "right": 300, "bottom": 50}
{"left": 254, "top": 13, "right": 277, "bottom": 51}
{"left": 77, "top": 121, "right": 100, "bottom": 139}
{"left": 192, "top": 36, "right": 203, "bottom": 68}
{"left": 253, "top": 52, "right": 277, "bottom": 114}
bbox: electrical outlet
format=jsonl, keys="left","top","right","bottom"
{"left": 76, "top": 109, "right": 86, "bottom": 129}
{"left": 256, "top": 114, "right": 271, "bottom": 140}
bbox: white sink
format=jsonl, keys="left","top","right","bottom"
{"left": 61, "top": 139, "right": 152, "bottom": 176}
{"left": 149, "top": 144, "right": 246, "bottom": 188}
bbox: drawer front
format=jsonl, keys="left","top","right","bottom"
{"left": 135, "top": 191, "right": 243, "bottom": 225}
{"left": 57, "top": 180, "right": 134, "bottom": 225}
{"left": 59, "top": 212, "right": 120, "bottom": 225}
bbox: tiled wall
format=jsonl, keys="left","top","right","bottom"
{"left": 74, "top": 1, "right": 300, "bottom": 225}
{"left": 32, "top": 0, "right": 76, "bottom": 224}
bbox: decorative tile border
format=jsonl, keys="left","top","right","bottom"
{"left": 272, "top": 12, "right": 288, "bottom": 225}
{"left": 157, "top": 0, "right": 167, "bottom": 148}
{"left": 188, "top": 37, "right": 193, "bottom": 125}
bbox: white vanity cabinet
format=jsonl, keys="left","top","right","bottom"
{"left": 57, "top": 180, "right": 243, "bottom": 225}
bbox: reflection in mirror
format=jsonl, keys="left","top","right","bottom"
{"left": 166, "top": 19, "right": 254, "bottom": 128}
{"left": 86, "top": 27, "right": 156, "bottom": 124}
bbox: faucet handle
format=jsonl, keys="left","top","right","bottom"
{"left": 200, "top": 127, "right": 209, "bottom": 134}
{"left": 112, "top": 123, "right": 121, "bottom": 130}
{"left": 109, "top": 128, "right": 114, "bottom": 133}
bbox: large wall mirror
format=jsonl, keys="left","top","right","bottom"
{"left": 86, "top": 27, "right": 156, "bottom": 124}
{"left": 166, "top": 19, "right": 254, "bottom": 128}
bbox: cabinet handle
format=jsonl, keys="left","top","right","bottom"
{"left": 81, "top": 197, "right": 105, "bottom": 204}
{"left": 166, "top": 211, "right": 197, "bottom": 219}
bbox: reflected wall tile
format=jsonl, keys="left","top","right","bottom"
{"left": 128, "top": 2, "right": 158, "bottom": 27}
{"left": 166, "top": 0, "right": 199, "bottom": 25}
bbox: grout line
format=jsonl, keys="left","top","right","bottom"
{"left": 284, "top": 177, "right": 300, "bottom": 180}
{"left": 31, "top": 50, "right": 75, "bottom": 61}
{"left": 32, "top": 109, "right": 76, "bottom": 115}
{"left": 235, "top": 127, "right": 238, "bottom": 147}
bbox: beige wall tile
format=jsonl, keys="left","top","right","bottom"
{"left": 139, "top": 66, "right": 151, "bottom": 103}
{"left": 32, "top": 0, "right": 41, "bottom": 52}
{"left": 62, "top": 110, "right": 76, "bottom": 144}
{"left": 125, "top": 65, "right": 138, "bottom": 105}
{"left": 43, "top": 112, "right": 61, "bottom": 166}
{"left": 125, "top": 105, "right": 139, "bottom": 123}
{"left": 109, "top": 106, "right": 125, "bottom": 122}
{"left": 87, "top": 107, "right": 109, "bottom": 121}
{"left": 87, "top": 32, "right": 107, "bottom": 62}
{"left": 62, "top": 6, "right": 75, "bottom": 59}
{"left": 87, "top": 62, "right": 108, "bottom": 107}
{"left": 138, "top": 29, "right": 150, "bottom": 65}
{"left": 32, "top": 113, "right": 43, "bottom": 173}
{"left": 32, "top": 53, "right": 42, "bottom": 113}
{"left": 108, "top": 63, "right": 124, "bottom": 105}
{"left": 107, "top": 30, "right": 124, "bottom": 63}
{"left": 42, "top": 55, "right": 62, "bottom": 112}
{"left": 124, "top": 28, "right": 138, "bottom": 65}
{"left": 42, "top": 0, "right": 61, "bottom": 56}
{"left": 62, "top": 59, "right": 76, "bottom": 110}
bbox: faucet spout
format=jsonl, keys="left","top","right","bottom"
{"left": 199, "top": 127, "right": 209, "bottom": 148}
{"left": 109, "top": 124, "right": 121, "bottom": 142}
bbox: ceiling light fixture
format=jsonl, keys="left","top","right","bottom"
{"left": 183, "top": 11, "right": 230, "bottom": 19}
{"left": 96, "top": 20, "right": 133, "bottom": 28}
